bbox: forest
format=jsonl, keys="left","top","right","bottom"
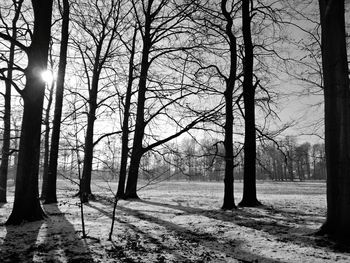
{"left": 0, "top": 0, "right": 349, "bottom": 262}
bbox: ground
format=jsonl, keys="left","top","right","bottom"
{"left": 0, "top": 180, "right": 349, "bottom": 262}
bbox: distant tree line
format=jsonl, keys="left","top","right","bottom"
{"left": 257, "top": 139, "right": 326, "bottom": 181}
{"left": 77, "top": 136, "right": 325, "bottom": 182}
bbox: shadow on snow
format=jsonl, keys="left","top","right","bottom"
{"left": 93, "top": 194, "right": 347, "bottom": 253}
{"left": 89, "top": 196, "right": 289, "bottom": 262}
{"left": 136, "top": 199, "right": 337, "bottom": 251}
{"left": 0, "top": 203, "right": 94, "bottom": 263}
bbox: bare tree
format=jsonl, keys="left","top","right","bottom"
{"left": 220, "top": 0, "right": 239, "bottom": 210}
{"left": 116, "top": 24, "right": 137, "bottom": 198}
{"left": 124, "top": 0, "right": 211, "bottom": 199}
{"left": 239, "top": 0, "right": 262, "bottom": 207}
{"left": 0, "top": 0, "right": 53, "bottom": 224}
{"left": 190, "top": 0, "right": 242, "bottom": 209}
{"left": 71, "top": 0, "right": 125, "bottom": 202}
{"left": 0, "top": 0, "right": 24, "bottom": 203}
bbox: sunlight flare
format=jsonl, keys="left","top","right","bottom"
{"left": 41, "top": 70, "right": 55, "bottom": 85}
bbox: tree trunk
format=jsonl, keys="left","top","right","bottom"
{"left": 220, "top": 0, "right": 237, "bottom": 210}
{"left": 44, "top": 0, "right": 69, "bottom": 204}
{"left": 0, "top": 67, "right": 12, "bottom": 203}
{"left": 13, "top": 126, "right": 20, "bottom": 184}
{"left": 124, "top": 149, "right": 143, "bottom": 199}
{"left": 222, "top": 89, "right": 236, "bottom": 209}
{"left": 124, "top": 75, "right": 147, "bottom": 199}
{"left": 0, "top": 42, "right": 13, "bottom": 203}
{"left": 239, "top": 0, "right": 261, "bottom": 207}
{"left": 117, "top": 26, "right": 137, "bottom": 198}
{"left": 317, "top": 0, "right": 350, "bottom": 243}
{"left": 124, "top": 13, "right": 151, "bottom": 200}
{"left": 80, "top": 101, "right": 97, "bottom": 202}
{"left": 6, "top": 0, "right": 53, "bottom": 226}
{"left": 0, "top": 74, "right": 11, "bottom": 203}
{"left": 40, "top": 81, "right": 54, "bottom": 199}
{"left": 80, "top": 35, "right": 105, "bottom": 202}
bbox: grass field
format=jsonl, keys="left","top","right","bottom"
{"left": 0, "top": 180, "right": 349, "bottom": 262}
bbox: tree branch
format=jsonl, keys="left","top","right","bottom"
{"left": 0, "top": 32, "right": 29, "bottom": 53}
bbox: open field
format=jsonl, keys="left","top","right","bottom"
{"left": 1, "top": 180, "right": 349, "bottom": 262}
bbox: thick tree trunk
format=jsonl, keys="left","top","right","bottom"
{"left": 6, "top": 0, "right": 53, "bottom": 225}
{"left": 6, "top": 96, "right": 47, "bottom": 224}
{"left": 317, "top": 0, "right": 350, "bottom": 243}
{"left": 239, "top": 0, "right": 261, "bottom": 207}
{"left": 117, "top": 27, "right": 137, "bottom": 198}
{"left": 44, "top": 0, "right": 69, "bottom": 204}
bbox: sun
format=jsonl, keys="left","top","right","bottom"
{"left": 41, "top": 70, "right": 55, "bottom": 85}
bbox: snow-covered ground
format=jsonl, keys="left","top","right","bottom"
{"left": 1, "top": 180, "right": 349, "bottom": 262}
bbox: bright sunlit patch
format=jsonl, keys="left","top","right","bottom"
{"left": 41, "top": 70, "right": 55, "bottom": 85}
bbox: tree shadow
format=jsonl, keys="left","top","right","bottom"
{"left": 101, "top": 203, "right": 190, "bottom": 262}
{"left": 89, "top": 198, "right": 287, "bottom": 263}
{"left": 1, "top": 220, "right": 44, "bottom": 262}
{"left": 41, "top": 203, "right": 94, "bottom": 262}
{"left": 135, "top": 199, "right": 345, "bottom": 252}
{"left": 0, "top": 204, "right": 95, "bottom": 262}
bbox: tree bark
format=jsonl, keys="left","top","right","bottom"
{"left": 317, "top": 0, "right": 350, "bottom": 243}
{"left": 239, "top": 0, "right": 261, "bottom": 207}
{"left": 6, "top": 0, "right": 53, "bottom": 224}
{"left": 44, "top": 0, "right": 69, "bottom": 204}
